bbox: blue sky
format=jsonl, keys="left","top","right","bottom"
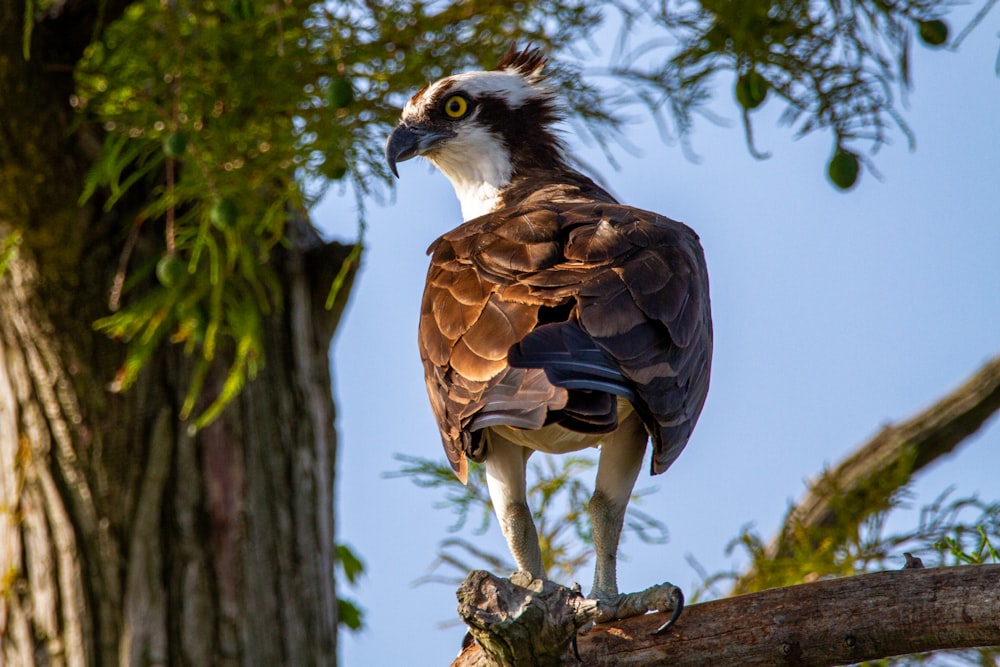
{"left": 315, "top": 15, "right": 1000, "bottom": 666}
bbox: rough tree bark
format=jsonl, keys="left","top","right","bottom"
{"left": 450, "top": 565, "right": 1000, "bottom": 667}
{"left": 0, "top": 2, "right": 354, "bottom": 665}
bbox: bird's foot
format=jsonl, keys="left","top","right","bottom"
{"left": 580, "top": 582, "right": 684, "bottom": 635}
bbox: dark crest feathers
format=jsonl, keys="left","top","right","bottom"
{"left": 495, "top": 44, "right": 547, "bottom": 78}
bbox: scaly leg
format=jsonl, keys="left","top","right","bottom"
{"left": 589, "top": 410, "right": 647, "bottom": 600}
{"left": 484, "top": 430, "right": 544, "bottom": 578}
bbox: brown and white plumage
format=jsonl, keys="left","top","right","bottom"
{"left": 386, "top": 45, "right": 712, "bottom": 603}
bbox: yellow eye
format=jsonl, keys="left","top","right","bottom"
{"left": 443, "top": 94, "right": 469, "bottom": 119}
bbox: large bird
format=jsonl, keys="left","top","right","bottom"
{"left": 386, "top": 45, "right": 712, "bottom": 613}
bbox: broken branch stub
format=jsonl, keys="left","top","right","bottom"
{"left": 455, "top": 570, "right": 684, "bottom": 667}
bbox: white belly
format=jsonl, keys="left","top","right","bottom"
{"left": 488, "top": 398, "right": 635, "bottom": 454}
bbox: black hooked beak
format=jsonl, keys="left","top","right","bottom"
{"left": 385, "top": 124, "right": 455, "bottom": 178}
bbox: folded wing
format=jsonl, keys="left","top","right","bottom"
{"left": 420, "top": 194, "right": 712, "bottom": 481}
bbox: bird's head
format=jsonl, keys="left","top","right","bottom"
{"left": 385, "top": 45, "right": 569, "bottom": 220}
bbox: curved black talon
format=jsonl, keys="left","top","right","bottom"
{"left": 651, "top": 587, "right": 684, "bottom": 635}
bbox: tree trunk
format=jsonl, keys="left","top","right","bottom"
{"left": 1, "top": 2, "right": 354, "bottom": 664}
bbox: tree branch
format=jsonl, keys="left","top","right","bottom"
{"left": 735, "top": 353, "right": 1000, "bottom": 592}
{"left": 451, "top": 565, "right": 1000, "bottom": 666}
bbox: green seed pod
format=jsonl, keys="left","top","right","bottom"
{"left": 324, "top": 162, "right": 348, "bottom": 181}
{"left": 736, "top": 70, "right": 768, "bottom": 110}
{"left": 918, "top": 19, "right": 949, "bottom": 47}
{"left": 327, "top": 78, "right": 354, "bottom": 110}
{"left": 828, "top": 149, "right": 860, "bottom": 190}
{"left": 209, "top": 198, "right": 238, "bottom": 229}
{"left": 156, "top": 254, "right": 185, "bottom": 287}
{"left": 162, "top": 132, "right": 187, "bottom": 158}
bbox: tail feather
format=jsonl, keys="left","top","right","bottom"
{"left": 508, "top": 321, "right": 636, "bottom": 401}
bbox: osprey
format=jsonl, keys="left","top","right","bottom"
{"left": 386, "top": 46, "right": 712, "bottom": 613}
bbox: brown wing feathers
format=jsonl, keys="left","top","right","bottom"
{"left": 420, "top": 198, "right": 711, "bottom": 481}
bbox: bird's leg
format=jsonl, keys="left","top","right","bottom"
{"left": 589, "top": 410, "right": 646, "bottom": 601}
{"left": 484, "top": 431, "right": 544, "bottom": 578}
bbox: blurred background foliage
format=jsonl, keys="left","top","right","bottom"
{"left": 389, "top": 453, "right": 669, "bottom": 588}
{"left": 394, "top": 451, "right": 1000, "bottom": 593}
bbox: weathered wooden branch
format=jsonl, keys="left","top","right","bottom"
{"left": 732, "top": 353, "right": 1000, "bottom": 592}
{"left": 451, "top": 564, "right": 1000, "bottom": 666}
{"left": 454, "top": 571, "right": 683, "bottom": 666}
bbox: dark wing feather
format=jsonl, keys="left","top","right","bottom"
{"left": 508, "top": 321, "right": 637, "bottom": 401}
{"left": 420, "top": 188, "right": 712, "bottom": 480}
{"left": 559, "top": 202, "right": 712, "bottom": 473}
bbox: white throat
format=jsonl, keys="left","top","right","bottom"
{"left": 427, "top": 124, "right": 513, "bottom": 221}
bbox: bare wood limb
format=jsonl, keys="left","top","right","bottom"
{"left": 456, "top": 571, "right": 600, "bottom": 667}
{"left": 454, "top": 571, "right": 684, "bottom": 666}
{"left": 731, "top": 353, "right": 1000, "bottom": 592}
{"left": 451, "top": 564, "right": 1000, "bottom": 666}
{"left": 794, "top": 352, "right": 1000, "bottom": 531}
